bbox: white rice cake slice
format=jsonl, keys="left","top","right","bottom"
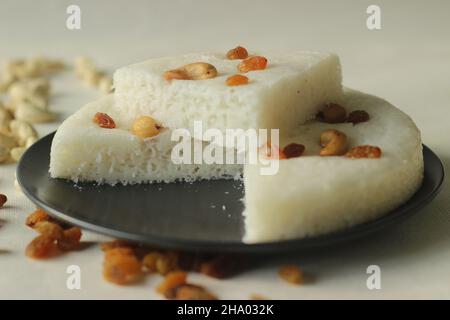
{"left": 113, "top": 51, "right": 342, "bottom": 135}
{"left": 49, "top": 96, "right": 241, "bottom": 185}
{"left": 243, "top": 89, "right": 424, "bottom": 243}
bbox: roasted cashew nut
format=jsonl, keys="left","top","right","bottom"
{"left": 163, "top": 62, "right": 218, "bottom": 81}
{"left": 131, "top": 115, "right": 162, "bottom": 138}
{"left": 319, "top": 129, "right": 348, "bottom": 156}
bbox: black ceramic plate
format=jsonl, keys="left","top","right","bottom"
{"left": 17, "top": 132, "right": 444, "bottom": 253}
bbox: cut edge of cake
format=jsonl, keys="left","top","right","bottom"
{"left": 49, "top": 96, "right": 242, "bottom": 185}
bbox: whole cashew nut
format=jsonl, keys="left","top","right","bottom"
{"left": 320, "top": 129, "right": 348, "bottom": 156}
{"left": 163, "top": 62, "right": 218, "bottom": 81}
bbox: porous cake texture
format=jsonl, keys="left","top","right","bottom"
{"left": 49, "top": 96, "right": 241, "bottom": 185}
{"left": 113, "top": 52, "right": 342, "bottom": 135}
{"left": 243, "top": 89, "right": 424, "bottom": 243}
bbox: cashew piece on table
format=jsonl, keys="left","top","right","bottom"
{"left": 0, "top": 131, "right": 18, "bottom": 163}
{"left": 0, "top": 145, "right": 9, "bottom": 163}
{"left": 9, "top": 120, "right": 38, "bottom": 146}
{"left": 9, "top": 78, "right": 50, "bottom": 110}
{"left": 0, "top": 107, "right": 13, "bottom": 135}
{"left": 15, "top": 101, "right": 55, "bottom": 123}
{"left": 98, "top": 75, "right": 113, "bottom": 94}
{"left": 10, "top": 146, "right": 26, "bottom": 162}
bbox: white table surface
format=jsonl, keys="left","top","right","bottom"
{"left": 0, "top": 0, "right": 449, "bottom": 299}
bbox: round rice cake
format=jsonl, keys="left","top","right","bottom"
{"left": 243, "top": 88, "right": 424, "bottom": 243}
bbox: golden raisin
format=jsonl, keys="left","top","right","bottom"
{"left": 226, "top": 74, "right": 249, "bottom": 86}
{"left": 347, "top": 110, "right": 370, "bottom": 125}
{"left": 103, "top": 247, "right": 142, "bottom": 285}
{"left": 345, "top": 145, "right": 382, "bottom": 159}
{"left": 200, "top": 257, "right": 227, "bottom": 279}
{"left": 156, "top": 271, "right": 187, "bottom": 295}
{"left": 105, "top": 247, "right": 136, "bottom": 259}
{"left": 282, "top": 143, "right": 305, "bottom": 159}
{"left": 238, "top": 56, "right": 268, "bottom": 73}
{"left": 131, "top": 116, "right": 161, "bottom": 138}
{"left": 25, "top": 209, "right": 51, "bottom": 228}
{"left": 317, "top": 103, "right": 347, "bottom": 123}
{"left": 174, "top": 284, "right": 218, "bottom": 300}
{"left": 226, "top": 46, "right": 249, "bottom": 60}
{"left": 93, "top": 112, "right": 116, "bottom": 129}
{"left": 278, "top": 265, "right": 304, "bottom": 285}
{"left": 142, "top": 251, "right": 163, "bottom": 273}
{"left": 25, "top": 235, "right": 58, "bottom": 259}
{"left": 101, "top": 240, "right": 136, "bottom": 252}
{"left": 34, "top": 221, "right": 64, "bottom": 240}
{"left": 0, "top": 194, "right": 7, "bottom": 208}
{"left": 156, "top": 251, "right": 179, "bottom": 275}
{"left": 57, "top": 227, "right": 82, "bottom": 251}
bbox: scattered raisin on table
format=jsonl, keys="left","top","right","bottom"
{"left": 25, "top": 208, "right": 52, "bottom": 228}
{"left": 156, "top": 271, "right": 188, "bottom": 295}
{"left": 57, "top": 227, "right": 82, "bottom": 251}
{"left": 25, "top": 235, "right": 58, "bottom": 259}
{"left": 103, "top": 247, "right": 142, "bottom": 285}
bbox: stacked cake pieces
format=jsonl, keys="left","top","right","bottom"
{"left": 112, "top": 52, "right": 342, "bottom": 134}
{"left": 50, "top": 51, "right": 342, "bottom": 184}
{"left": 49, "top": 48, "right": 423, "bottom": 242}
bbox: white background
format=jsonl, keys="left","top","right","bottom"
{"left": 0, "top": 0, "right": 449, "bottom": 299}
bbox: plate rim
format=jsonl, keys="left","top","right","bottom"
{"left": 17, "top": 132, "right": 445, "bottom": 253}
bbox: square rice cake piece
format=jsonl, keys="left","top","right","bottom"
{"left": 113, "top": 51, "right": 343, "bottom": 135}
